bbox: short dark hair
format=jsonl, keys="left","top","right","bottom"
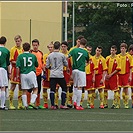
{"left": 0, "top": 36, "right": 7, "bottom": 44}
{"left": 77, "top": 35, "right": 84, "bottom": 40}
{"left": 80, "top": 38, "right": 87, "bottom": 46}
{"left": 54, "top": 41, "right": 60, "bottom": 49}
{"left": 97, "top": 45, "right": 103, "bottom": 50}
{"left": 111, "top": 45, "right": 117, "bottom": 50}
{"left": 61, "top": 41, "right": 68, "bottom": 47}
{"left": 120, "top": 43, "right": 127, "bottom": 49}
{"left": 32, "top": 39, "right": 39, "bottom": 44}
{"left": 23, "top": 42, "right": 31, "bottom": 51}
{"left": 128, "top": 44, "right": 133, "bottom": 51}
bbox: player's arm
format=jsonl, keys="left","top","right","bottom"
{"left": 34, "top": 55, "right": 38, "bottom": 67}
{"left": 10, "top": 48, "right": 16, "bottom": 65}
{"left": 16, "top": 55, "right": 21, "bottom": 79}
{"left": 45, "top": 56, "right": 51, "bottom": 69}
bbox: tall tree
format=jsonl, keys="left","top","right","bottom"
{"left": 66, "top": 2, "right": 132, "bottom": 56}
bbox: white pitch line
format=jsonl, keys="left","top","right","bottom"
{"left": 41, "top": 110, "right": 133, "bottom": 116}
{"left": 1, "top": 119, "right": 133, "bottom": 122}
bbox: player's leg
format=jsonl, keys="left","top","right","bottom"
{"left": 80, "top": 87, "right": 85, "bottom": 107}
{"left": 0, "top": 68, "right": 8, "bottom": 110}
{"left": 54, "top": 86, "right": 59, "bottom": 108}
{"left": 67, "top": 85, "right": 73, "bottom": 108}
{"left": 58, "top": 78, "right": 69, "bottom": 109}
{"left": 76, "top": 70, "right": 86, "bottom": 110}
{"left": 36, "top": 74, "right": 44, "bottom": 109}
{"left": 42, "top": 80, "right": 49, "bottom": 108}
{"left": 17, "top": 84, "right": 24, "bottom": 109}
{"left": 9, "top": 83, "right": 16, "bottom": 109}
{"left": 50, "top": 78, "right": 57, "bottom": 109}
{"left": 123, "top": 87, "right": 129, "bottom": 109}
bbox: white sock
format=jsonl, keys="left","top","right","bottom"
{"left": 30, "top": 94, "right": 37, "bottom": 104}
{"left": 73, "top": 86, "right": 78, "bottom": 103}
{"left": 1, "top": 91, "right": 5, "bottom": 108}
{"left": 22, "top": 95, "right": 28, "bottom": 107}
{"left": 76, "top": 90, "right": 82, "bottom": 106}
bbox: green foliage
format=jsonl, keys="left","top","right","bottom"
{"left": 65, "top": 2, "right": 133, "bottom": 57}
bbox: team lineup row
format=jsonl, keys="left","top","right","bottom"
{"left": 0, "top": 35, "right": 133, "bottom": 110}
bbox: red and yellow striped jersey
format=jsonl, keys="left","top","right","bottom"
{"left": 118, "top": 53, "right": 133, "bottom": 74}
{"left": 92, "top": 55, "right": 107, "bottom": 74}
{"left": 106, "top": 55, "right": 121, "bottom": 75}
{"left": 43, "top": 53, "right": 50, "bottom": 81}
{"left": 85, "top": 55, "right": 94, "bottom": 74}
{"left": 10, "top": 46, "right": 23, "bottom": 66}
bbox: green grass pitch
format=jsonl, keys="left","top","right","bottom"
{"left": 0, "top": 99, "right": 133, "bottom": 131}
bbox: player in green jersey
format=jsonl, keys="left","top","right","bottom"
{"left": 16, "top": 42, "right": 38, "bottom": 109}
{"left": 68, "top": 38, "right": 89, "bottom": 110}
{"left": 0, "top": 36, "right": 10, "bottom": 110}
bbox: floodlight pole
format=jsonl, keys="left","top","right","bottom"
{"left": 72, "top": 1, "right": 75, "bottom": 46}
{"left": 64, "top": 1, "right": 68, "bottom": 41}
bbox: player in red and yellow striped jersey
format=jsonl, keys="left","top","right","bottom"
{"left": 128, "top": 44, "right": 133, "bottom": 108}
{"left": 85, "top": 45, "right": 95, "bottom": 109}
{"left": 118, "top": 43, "right": 133, "bottom": 108}
{"left": 92, "top": 46, "right": 107, "bottom": 109}
{"left": 104, "top": 45, "right": 121, "bottom": 109}
{"left": 26, "top": 39, "right": 44, "bottom": 109}
{"left": 59, "top": 41, "right": 72, "bottom": 108}
{"left": 42, "top": 42, "right": 54, "bottom": 108}
{"left": 9, "top": 35, "right": 23, "bottom": 110}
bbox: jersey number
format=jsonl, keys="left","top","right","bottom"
{"left": 76, "top": 52, "right": 83, "bottom": 61}
{"left": 0, "top": 51, "right": 2, "bottom": 56}
{"left": 23, "top": 57, "right": 32, "bottom": 67}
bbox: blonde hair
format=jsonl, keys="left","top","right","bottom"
{"left": 14, "top": 35, "right": 22, "bottom": 41}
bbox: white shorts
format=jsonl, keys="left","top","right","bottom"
{"left": 0, "top": 68, "right": 8, "bottom": 87}
{"left": 21, "top": 71, "right": 38, "bottom": 90}
{"left": 72, "top": 69, "right": 86, "bottom": 88}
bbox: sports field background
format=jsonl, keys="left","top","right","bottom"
{"left": 0, "top": 99, "right": 133, "bottom": 131}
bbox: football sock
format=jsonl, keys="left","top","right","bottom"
{"left": 18, "top": 90, "right": 23, "bottom": 107}
{"left": 50, "top": 91, "right": 55, "bottom": 106}
{"left": 122, "top": 91, "right": 126, "bottom": 105}
{"left": 36, "top": 94, "right": 40, "bottom": 106}
{"left": 117, "top": 92, "right": 120, "bottom": 107}
{"left": 9, "top": 89, "right": 14, "bottom": 106}
{"left": 1, "top": 91, "right": 5, "bottom": 108}
{"left": 125, "top": 95, "right": 129, "bottom": 106}
{"left": 26, "top": 91, "right": 31, "bottom": 105}
{"left": 88, "top": 93, "right": 92, "bottom": 105}
{"left": 22, "top": 95, "right": 28, "bottom": 107}
{"left": 54, "top": 90, "right": 59, "bottom": 106}
{"left": 68, "top": 92, "right": 73, "bottom": 105}
{"left": 99, "top": 91, "right": 104, "bottom": 106}
{"left": 113, "top": 91, "right": 118, "bottom": 105}
{"left": 76, "top": 90, "right": 82, "bottom": 107}
{"left": 30, "top": 94, "right": 37, "bottom": 104}
{"left": 73, "top": 86, "right": 78, "bottom": 103}
{"left": 80, "top": 93, "right": 84, "bottom": 106}
{"left": 61, "top": 91, "right": 66, "bottom": 106}
{"left": 43, "top": 91, "right": 48, "bottom": 104}
{"left": 104, "top": 91, "right": 108, "bottom": 105}
{"left": 92, "top": 92, "right": 96, "bottom": 105}
{"left": 65, "top": 91, "right": 69, "bottom": 105}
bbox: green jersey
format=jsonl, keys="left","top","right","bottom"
{"left": 16, "top": 52, "right": 38, "bottom": 74}
{"left": 0, "top": 46, "right": 10, "bottom": 70}
{"left": 68, "top": 47, "right": 89, "bottom": 72}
